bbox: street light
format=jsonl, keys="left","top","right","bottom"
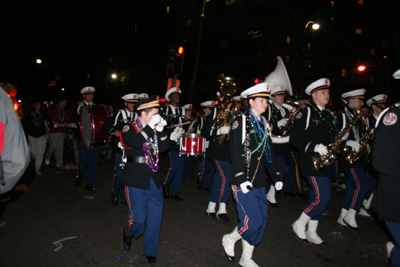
{"left": 297, "top": 21, "right": 320, "bottom": 96}
{"left": 36, "top": 59, "right": 42, "bottom": 64}
{"left": 357, "top": 64, "right": 389, "bottom": 95}
{"left": 111, "top": 73, "right": 117, "bottom": 79}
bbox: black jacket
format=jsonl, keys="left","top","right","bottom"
{"left": 230, "top": 113, "right": 281, "bottom": 188}
{"left": 372, "top": 106, "right": 400, "bottom": 224}
{"left": 160, "top": 104, "right": 184, "bottom": 152}
{"left": 263, "top": 104, "right": 290, "bottom": 157}
{"left": 120, "top": 123, "right": 169, "bottom": 190}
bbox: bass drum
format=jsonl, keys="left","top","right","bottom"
{"left": 80, "top": 105, "right": 111, "bottom": 149}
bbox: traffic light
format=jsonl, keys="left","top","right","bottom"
{"left": 166, "top": 47, "right": 176, "bottom": 76}
{"left": 175, "top": 46, "right": 184, "bottom": 74}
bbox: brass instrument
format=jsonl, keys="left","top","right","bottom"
{"left": 213, "top": 75, "right": 238, "bottom": 144}
{"left": 312, "top": 100, "right": 362, "bottom": 171}
{"left": 278, "top": 101, "right": 301, "bottom": 136}
{"left": 344, "top": 128, "right": 374, "bottom": 164}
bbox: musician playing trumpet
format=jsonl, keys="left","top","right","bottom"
{"left": 336, "top": 89, "right": 370, "bottom": 233}
{"left": 291, "top": 78, "right": 338, "bottom": 246}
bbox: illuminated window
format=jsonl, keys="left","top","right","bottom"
{"left": 356, "top": 28, "right": 363, "bottom": 35}
{"left": 167, "top": 6, "right": 169, "bottom": 13}
{"left": 307, "top": 42, "right": 311, "bottom": 50}
{"left": 383, "top": 55, "right": 387, "bottom": 59}
{"left": 370, "top": 48, "right": 375, "bottom": 55}
{"left": 286, "top": 36, "right": 292, "bottom": 44}
{"left": 342, "top": 69, "right": 347, "bottom": 77}
{"left": 206, "top": 0, "right": 211, "bottom": 2}
{"left": 305, "top": 59, "right": 312, "bottom": 68}
{"left": 358, "top": 0, "right": 364, "bottom": 5}
{"left": 184, "top": 19, "right": 192, "bottom": 26}
{"left": 286, "top": 54, "right": 290, "bottom": 62}
{"left": 330, "top": 1, "right": 335, "bottom": 7}
{"left": 331, "top": 17, "right": 334, "bottom": 23}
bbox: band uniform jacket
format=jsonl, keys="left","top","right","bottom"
{"left": 290, "top": 106, "right": 338, "bottom": 177}
{"left": 230, "top": 114, "right": 281, "bottom": 189}
{"left": 71, "top": 102, "right": 94, "bottom": 141}
{"left": 372, "top": 106, "right": 400, "bottom": 224}
{"left": 201, "top": 110, "right": 230, "bottom": 162}
{"left": 101, "top": 108, "right": 136, "bottom": 155}
{"left": 120, "top": 123, "right": 169, "bottom": 190}
{"left": 160, "top": 104, "right": 184, "bottom": 152}
{"left": 337, "top": 106, "right": 369, "bottom": 171}
{"left": 263, "top": 104, "right": 290, "bottom": 157}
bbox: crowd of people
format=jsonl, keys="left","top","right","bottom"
{"left": 1, "top": 61, "right": 400, "bottom": 266}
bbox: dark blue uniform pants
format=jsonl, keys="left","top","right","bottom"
{"left": 124, "top": 178, "right": 163, "bottom": 257}
{"left": 210, "top": 160, "right": 231, "bottom": 204}
{"left": 285, "top": 151, "right": 305, "bottom": 194}
{"left": 386, "top": 221, "right": 400, "bottom": 267}
{"left": 276, "top": 155, "right": 288, "bottom": 182}
{"left": 199, "top": 151, "right": 214, "bottom": 189}
{"left": 77, "top": 139, "right": 100, "bottom": 186}
{"left": 341, "top": 167, "right": 369, "bottom": 211}
{"left": 184, "top": 156, "right": 195, "bottom": 178}
{"left": 163, "top": 151, "right": 185, "bottom": 196}
{"left": 112, "top": 154, "right": 126, "bottom": 203}
{"left": 232, "top": 185, "right": 268, "bottom": 246}
{"left": 303, "top": 176, "right": 331, "bottom": 221}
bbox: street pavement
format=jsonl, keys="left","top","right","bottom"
{"left": 0, "top": 154, "right": 390, "bottom": 267}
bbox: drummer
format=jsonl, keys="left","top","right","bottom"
{"left": 182, "top": 104, "right": 196, "bottom": 179}
{"left": 69, "top": 86, "right": 100, "bottom": 191}
{"left": 160, "top": 87, "right": 186, "bottom": 201}
{"left": 101, "top": 93, "right": 139, "bottom": 206}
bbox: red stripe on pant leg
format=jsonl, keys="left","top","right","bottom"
{"left": 125, "top": 187, "right": 132, "bottom": 234}
{"left": 304, "top": 176, "right": 320, "bottom": 214}
{"left": 350, "top": 168, "right": 360, "bottom": 209}
{"left": 199, "top": 157, "right": 206, "bottom": 182}
{"left": 215, "top": 160, "right": 226, "bottom": 203}
{"left": 111, "top": 172, "right": 117, "bottom": 193}
{"left": 238, "top": 216, "right": 249, "bottom": 234}
{"left": 163, "top": 152, "right": 173, "bottom": 185}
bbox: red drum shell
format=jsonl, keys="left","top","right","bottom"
{"left": 179, "top": 133, "right": 206, "bottom": 157}
{"left": 80, "top": 105, "right": 111, "bottom": 149}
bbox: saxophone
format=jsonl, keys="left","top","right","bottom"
{"left": 344, "top": 128, "right": 374, "bottom": 164}
{"left": 278, "top": 101, "right": 301, "bottom": 137}
{"left": 311, "top": 104, "right": 362, "bottom": 171}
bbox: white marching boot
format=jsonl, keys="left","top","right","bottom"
{"left": 306, "top": 220, "right": 327, "bottom": 246}
{"left": 238, "top": 239, "right": 259, "bottom": 267}
{"left": 337, "top": 208, "right": 348, "bottom": 226}
{"left": 292, "top": 212, "right": 311, "bottom": 244}
{"left": 343, "top": 208, "right": 359, "bottom": 232}
{"left": 266, "top": 185, "right": 279, "bottom": 209}
{"left": 222, "top": 226, "right": 242, "bottom": 262}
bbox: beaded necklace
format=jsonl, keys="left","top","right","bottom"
{"left": 31, "top": 111, "right": 44, "bottom": 129}
{"left": 247, "top": 109, "right": 272, "bottom": 163}
{"left": 135, "top": 117, "right": 159, "bottom": 172}
{"left": 310, "top": 103, "right": 339, "bottom": 135}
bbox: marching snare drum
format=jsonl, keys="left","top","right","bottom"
{"left": 179, "top": 133, "right": 206, "bottom": 157}
{"left": 80, "top": 105, "right": 111, "bottom": 149}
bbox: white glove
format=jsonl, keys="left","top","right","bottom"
{"left": 170, "top": 127, "right": 184, "bottom": 142}
{"left": 346, "top": 140, "right": 360, "bottom": 152}
{"left": 148, "top": 114, "right": 162, "bottom": 129}
{"left": 156, "top": 118, "right": 167, "bottom": 132}
{"left": 314, "top": 144, "right": 328, "bottom": 156}
{"left": 341, "top": 132, "right": 349, "bottom": 141}
{"left": 275, "top": 182, "right": 283, "bottom": 191}
{"left": 217, "top": 126, "right": 231, "bottom": 135}
{"left": 277, "top": 118, "right": 289, "bottom": 128}
{"left": 240, "top": 181, "right": 253, "bottom": 194}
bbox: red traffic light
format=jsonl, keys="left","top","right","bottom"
{"left": 177, "top": 46, "right": 184, "bottom": 55}
{"left": 254, "top": 78, "right": 259, "bottom": 84}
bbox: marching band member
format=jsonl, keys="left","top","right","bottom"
{"left": 182, "top": 104, "right": 195, "bottom": 179}
{"left": 291, "top": 78, "right": 337, "bottom": 246}
{"left": 139, "top": 93, "right": 149, "bottom": 101}
{"left": 161, "top": 87, "right": 185, "bottom": 201}
{"left": 70, "top": 86, "right": 100, "bottom": 191}
{"left": 366, "top": 94, "right": 388, "bottom": 127}
{"left": 263, "top": 86, "right": 290, "bottom": 209}
{"left": 101, "top": 93, "right": 139, "bottom": 206}
{"left": 336, "top": 89, "right": 370, "bottom": 232}
{"left": 195, "top": 101, "right": 216, "bottom": 192}
{"left": 120, "top": 95, "right": 169, "bottom": 264}
{"left": 222, "top": 82, "right": 282, "bottom": 267}
{"left": 202, "top": 100, "right": 232, "bottom": 224}
{"left": 372, "top": 70, "right": 400, "bottom": 266}
{"left": 232, "top": 95, "right": 243, "bottom": 113}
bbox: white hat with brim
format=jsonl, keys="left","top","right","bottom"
{"left": 366, "top": 94, "right": 388, "bottom": 106}
{"left": 271, "top": 86, "right": 286, "bottom": 96}
{"left": 200, "top": 101, "right": 215, "bottom": 107}
{"left": 182, "top": 104, "right": 193, "bottom": 110}
{"left": 341, "top": 89, "right": 366, "bottom": 99}
{"left": 165, "top": 87, "right": 181, "bottom": 100}
{"left": 305, "top": 78, "right": 330, "bottom": 95}
{"left": 240, "top": 83, "right": 271, "bottom": 99}
{"left": 121, "top": 93, "right": 139, "bottom": 102}
{"left": 232, "top": 96, "right": 242, "bottom": 102}
{"left": 393, "top": 69, "right": 400, "bottom": 79}
{"left": 80, "top": 86, "right": 95, "bottom": 95}
{"left": 139, "top": 93, "right": 149, "bottom": 100}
